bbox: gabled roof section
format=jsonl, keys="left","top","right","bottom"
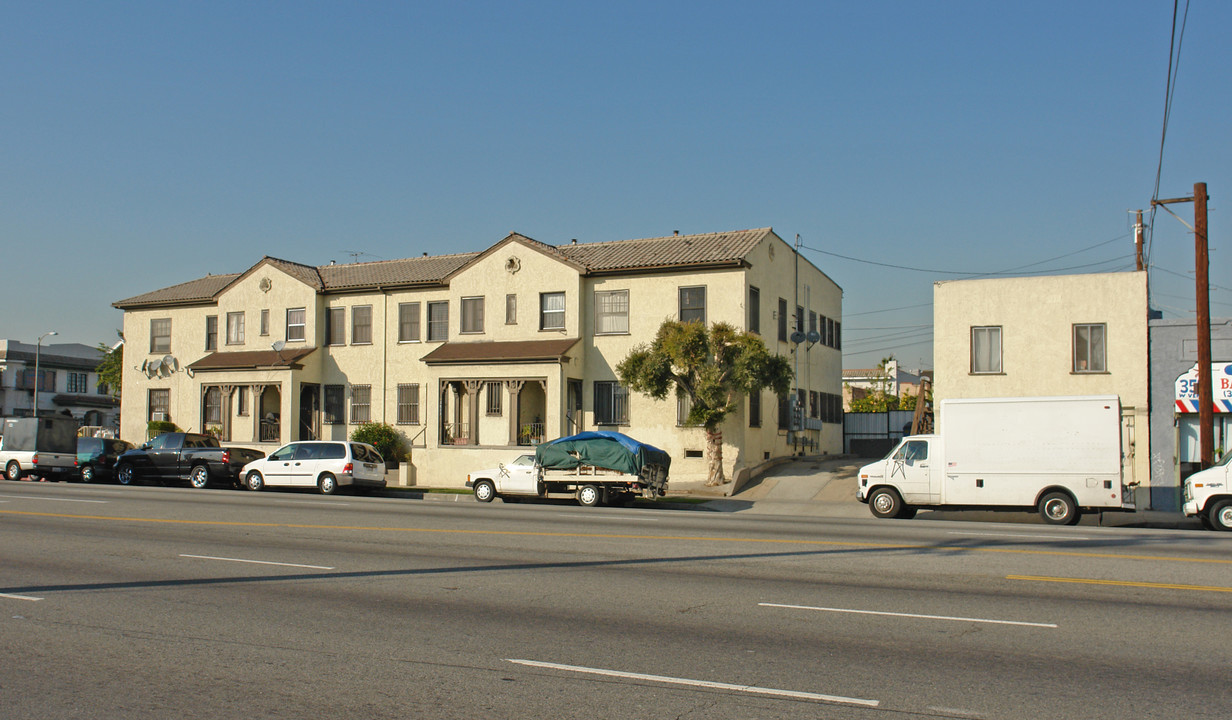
{"left": 556, "top": 227, "right": 774, "bottom": 274}
{"left": 322, "top": 251, "right": 478, "bottom": 290}
{"left": 114, "top": 273, "right": 241, "bottom": 309}
{"left": 444, "top": 232, "right": 585, "bottom": 281}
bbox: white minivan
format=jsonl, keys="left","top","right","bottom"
{"left": 241, "top": 441, "right": 387, "bottom": 495}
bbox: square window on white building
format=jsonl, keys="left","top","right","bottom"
{"left": 1073, "top": 323, "right": 1106, "bottom": 373}
{"left": 971, "top": 326, "right": 1002, "bottom": 374}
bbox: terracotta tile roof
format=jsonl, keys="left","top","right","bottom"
{"left": 114, "top": 274, "right": 241, "bottom": 309}
{"left": 555, "top": 228, "right": 772, "bottom": 273}
{"left": 186, "top": 347, "right": 316, "bottom": 371}
{"left": 421, "top": 338, "right": 579, "bottom": 365}
{"left": 113, "top": 228, "right": 776, "bottom": 309}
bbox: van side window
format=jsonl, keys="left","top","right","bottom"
{"left": 903, "top": 441, "right": 927, "bottom": 462}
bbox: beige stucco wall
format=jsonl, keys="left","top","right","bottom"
{"left": 933, "top": 271, "right": 1151, "bottom": 490}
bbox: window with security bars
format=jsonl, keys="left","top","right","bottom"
{"left": 485, "top": 382, "right": 502, "bottom": 416}
{"left": 397, "top": 384, "right": 420, "bottom": 424}
{"left": 595, "top": 290, "right": 629, "bottom": 334}
{"left": 324, "top": 385, "right": 344, "bottom": 424}
{"left": 148, "top": 388, "right": 170, "bottom": 422}
{"left": 1073, "top": 323, "right": 1106, "bottom": 373}
{"left": 594, "top": 381, "right": 628, "bottom": 425}
{"left": 679, "top": 286, "right": 706, "bottom": 324}
{"left": 350, "top": 385, "right": 371, "bottom": 424}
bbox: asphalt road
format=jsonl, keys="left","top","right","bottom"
{"left": 2, "top": 481, "right": 1230, "bottom": 719}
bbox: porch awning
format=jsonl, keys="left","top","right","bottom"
{"left": 52, "top": 393, "right": 120, "bottom": 408}
{"left": 187, "top": 347, "right": 316, "bottom": 371}
{"left": 421, "top": 338, "right": 579, "bottom": 366}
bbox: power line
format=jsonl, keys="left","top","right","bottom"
{"left": 845, "top": 303, "right": 933, "bottom": 318}
{"left": 1146, "top": 0, "right": 1191, "bottom": 265}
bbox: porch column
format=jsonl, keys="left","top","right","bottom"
{"left": 251, "top": 384, "right": 269, "bottom": 442}
{"left": 504, "top": 380, "right": 525, "bottom": 445}
{"left": 463, "top": 380, "right": 482, "bottom": 446}
{"left": 220, "top": 385, "right": 236, "bottom": 442}
{"left": 439, "top": 381, "right": 451, "bottom": 445}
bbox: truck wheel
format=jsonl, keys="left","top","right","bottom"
{"left": 116, "top": 464, "right": 136, "bottom": 486}
{"left": 868, "top": 487, "right": 906, "bottom": 519}
{"left": 245, "top": 471, "right": 264, "bottom": 492}
{"left": 189, "top": 465, "right": 210, "bottom": 489}
{"left": 80, "top": 465, "right": 95, "bottom": 483}
{"left": 472, "top": 479, "right": 495, "bottom": 502}
{"left": 1039, "top": 491, "right": 1079, "bottom": 525}
{"left": 1209, "top": 501, "right": 1232, "bottom": 531}
{"left": 6, "top": 461, "right": 22, "bottom": 481}
{"left": 576, "top": 484, "right": 601, "bottom": 507}
{"left": 317, "top": 473, "right": 338, "bottom": 495}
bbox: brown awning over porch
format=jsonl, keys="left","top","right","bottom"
{"left": 422, "top": 338, "right": 579, "bottom": 366}
{"left": 186, "top": 347, "right": 316, "bottom": 371}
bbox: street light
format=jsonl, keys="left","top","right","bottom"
{"left": 33, "top": 331, "right": 58, "bottom": 419}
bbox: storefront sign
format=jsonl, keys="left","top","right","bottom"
{"left": 1174, "top": 362, "right": 1232, "bottom": 413}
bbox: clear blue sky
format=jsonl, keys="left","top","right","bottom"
{"left": 3, "top": 1, "right": 1228, "bottom": 370}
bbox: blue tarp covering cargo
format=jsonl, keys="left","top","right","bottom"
{"left": 534, "top": 431, "right": 671, "bottom": 477}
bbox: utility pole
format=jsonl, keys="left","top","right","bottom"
{"left": 1134, "top": 209, "right": 1144, "bottom": 271}
{"left": 1152, "top": 182, "right": 1213, "bottom": 467}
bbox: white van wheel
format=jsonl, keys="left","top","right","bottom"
{"left": 1039, "top": 491, "right": 1079, "bottom": 525}
{"left": 245, "top": 471, "right": 264, "bottom": 492}
{"left": 1210, "top": 501, "right": 1232, "bottom": 531}
{"left": 318, "top": 473, "right": 338, "bottom": 495}
{"left": 869, "top": 487, "right": 905, "bottom": 519}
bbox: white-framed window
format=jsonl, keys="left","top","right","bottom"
{"left": 226, "top": 312, "right": 245, "bottom": 345}
{"left": 506, "top": 294, "right": 517, "bottom": 325}
{"left": 971, "top": 326, "right": 1002, "bottom": 374}
{"left": 286, "top": 308, "right": 306, "bottom": 342}
{"left": 1073, "top": 323, "right": 1106, "bottom": 373}
{"left": 540, "top": 292, "right": 565, "bottom": 330}
{"left": 150, "top": 318, "right": 171, "bottom": 353}
{"left": 676, "top": 394, "right": 701, "bottom": 426}
{"left": 397, "top": 383, "right": 420, "bottom": 424}
{"left": 427, "top": 301, "right": 449, "bottom": 342}
{"left": 350, "top": 384, "right": 371, "bottom": 424}
{"left": 351, "top": 305, "right": 373, "bottom": 345}
{"left": 595, "top": 289, "right": 629, "bottom": 335}
{"left": 461, "top": 297, "right": 485, "bottom": 334}
{"left": 679, "top": 286, "right": 706, "bottom": 324}
{"left": 399, "top": 302, "right": 420, "bottom": 342}
{"left": 260, "top": 309, "right": 269, "bottom": 336}
{"left": 594, "top": 381, "right": 628, "bottom": 425}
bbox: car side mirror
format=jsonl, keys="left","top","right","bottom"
{"left": 140, "top": 443, "right": 151, "bottom": 450}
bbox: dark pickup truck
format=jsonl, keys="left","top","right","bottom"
{"left": 115, "top": 432, "right": 265, "bottom": 489}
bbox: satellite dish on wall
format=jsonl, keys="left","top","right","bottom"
{"left": 163, "top": 355, "right": 178, "bottom": 372}
{"left": 271, "top": 340, "right": 286, "bottom": 352}
{"left": 806, "top": 331, "right": 821, "bottom": 346}
{"left": 790, "top": 331, "right": 806, "bottom": 344}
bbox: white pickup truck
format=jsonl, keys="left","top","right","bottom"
{"left": 1182, "top": 452, "right": 1232, "bottom": 531}
{"left": 466, "top": 431, "right": 670, "bottom": 507}
{"left": 1, "top": 416, "right": 79, "bottom": 481}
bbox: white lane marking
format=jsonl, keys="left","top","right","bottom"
{"left": 179, "top": 554, "right": 335, "bottom": 570}
{"left": 0, "top": 494, "right": 108, "bottom": 504}
{"left": 947, "top": 531, "right": 1088, "bottom": 540}
{"left": 1, "top": 592, "right": 43, "bottom": 602}
{"left": 928, "top": 707, "right": 987, "bottom": 718}
{"left": 760, "top": 602, "right": 1057, "bottom": 629}
{"left": 506, "top": 659, "right": 879, "bottom": 707}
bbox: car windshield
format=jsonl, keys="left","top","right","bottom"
{"left": 1214, "top": 450, "right": 1232, "bottom": 468}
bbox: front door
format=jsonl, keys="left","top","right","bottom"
{"left": 300, "top": 385, "right": 320, "bottom": 441}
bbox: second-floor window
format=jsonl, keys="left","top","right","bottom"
{"left": 205, "top": 316, "right": 218, "bottom": 351}
{"left": 326, "top": 308, "right": 346, "bottom": 346}
{"left": 260, "top": 309, "right": 269, "bottom": 336}
{"left": 150, "top": 318, "right": 171, "bottom": 353}
{"left": 1074, "top": 323, "right": 1106, "bottom": 373}
{"left": 226, "top": 312, "right": 245, "bottom": 345}
{"left": 286, "top": 308, "right": 306, "bottom": 342}
{"left": 399, "top": 302, "right": 420, "bottom": 342}
{"left": 748, "top": 286, "right": 760, "bottom": 334}
{"left": 351, "top": 305, "right": 373, "bottom": 345}
{"left": 427, "top": 301, "right": 449, "bottom": 341}
{"left": 506, "top": 294, "right": 517, "bottom": 325}
{"left": 679, "top": 286, "right": 706, "bottom": 324}
{"left": 67, "top": 372, "right": 89, "bottom": 393}
{"left": 595, "top": 290, "right": 629, "bottom": 334}
{"left": 971, "top": 326, "right": 1002, "bottom": 374}
{"left": 541, "top": 292, "right": 565, "bottom": 330}
{"left": 777, "top": 298, "right": 788, "bottom": 342}
{"left": 461, "top": 297, "right": 484, "bottom": 334}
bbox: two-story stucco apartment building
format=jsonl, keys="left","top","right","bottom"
{"left": 933, "top": 271, "right": 1152, "bottom": 507}
{"left": 113, "top": 228, "right": 843, "bottom": 486}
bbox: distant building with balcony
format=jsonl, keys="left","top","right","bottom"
{"left": 0, "top": 339, "right": 119, "bottom": 428}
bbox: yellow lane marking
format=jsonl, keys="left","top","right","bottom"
{"left": 3, "top": 509, "right": 1231, "bottom": 565}
{"left": 1009, "top": 575, "right": 1232, "bottom": 593}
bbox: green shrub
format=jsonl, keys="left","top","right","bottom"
{"left": 147, "top": 420, "right": 180, "bottom": 439}
{"left": 350, "top": 422, "right": 402, "bottom": 464}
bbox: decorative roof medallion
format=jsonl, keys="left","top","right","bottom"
{"left": 259, "top": 277, "right": 272, "bottom": 293}
{"left": 505, "top": 257, "right": 521, "bottom": 274}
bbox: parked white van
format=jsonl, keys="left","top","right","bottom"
{"left": 240, "top": 441, "right": 386, "bottom": 495}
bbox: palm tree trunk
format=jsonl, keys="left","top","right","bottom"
{"left": 705, "top": 427, "right": 725, "bottom": 486}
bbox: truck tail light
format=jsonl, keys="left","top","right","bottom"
{"left": 344, "top": 462, "right": 353, "bottom": 474}
{"left": 32, "top": 453, "right": 39, "bottom": 465}
{"left": 221, "top": 449, "right": 231, "bottom": 464}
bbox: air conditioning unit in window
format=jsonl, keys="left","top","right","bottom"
{"left": 152, "top": 412, "right": 167, "bottom": 422}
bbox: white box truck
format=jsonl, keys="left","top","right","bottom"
{"left": 1181, "top": 453, "right": 1232, "bottom": 531}
{"left": 856, "top": 396, "right": 1135, "bottom": 525}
